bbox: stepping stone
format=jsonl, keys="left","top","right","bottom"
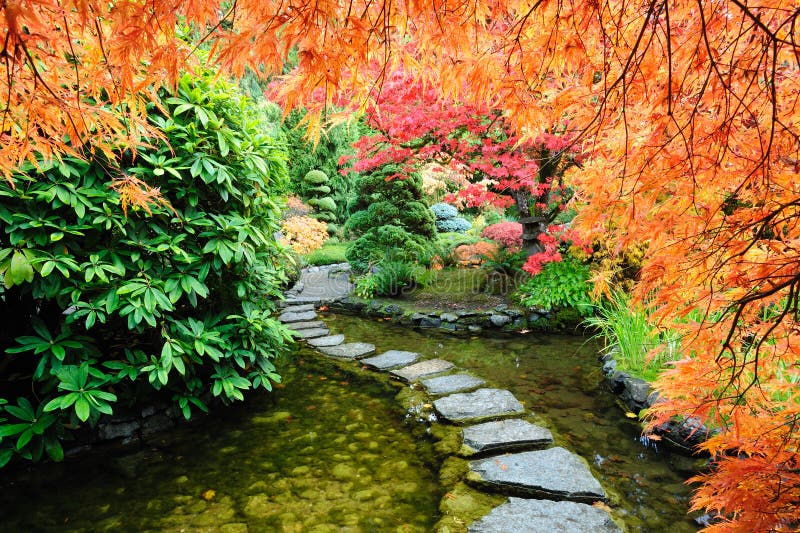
{"left": 318, "top": 342, "right": 375, "bottom": 360}
{"left": 461, "top": 419, "right": 553, "bottom": 456}
{"left": 292, "top": 328, "right": 330, "bottom": 339}
{"left": 434, "top": 388, "right": 524, "bottom": 423}
{"left": 307, "top": 334, "right": 345, "bottom": 348}
{"left": 283, "top": 297, "right": 323, "bottom": 305}
{"left": 281, "top": 303, "right": 315, "bottom": 312}
{"left": 468, "top": 447, "right": 606, "bottom": 503}
{"left": 390, "top": 359, "right": 455, "bottom": 382}
{"left": 468, "top": 497, "right": 621, "bottom": 532}
{"left": 361, "top": 350, "right": 421, "bottom": 371}
{"left": 422, "top": 374, "right": 485, "bottom": 395}
{"left": 287, "top": 321, "right": 327, "bottom": 331}
{"left": 279, "top": 310, "right": 317, "bottom": 323}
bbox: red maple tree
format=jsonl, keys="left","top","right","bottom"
{"left": 342, "top": 70, "right": 579, "bottom": 222}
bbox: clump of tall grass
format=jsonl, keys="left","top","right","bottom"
{"left": 585, "top": 291, "right": 681, "bottom": 382}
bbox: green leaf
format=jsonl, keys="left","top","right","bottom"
{"left": 217, "top": 131, "right": 229, "bottom": 157}
{"left": 6, "top": 250, "right": 34, "bottom": 287}
{"left": 74, "top": 396, "right": 91, "bottom": 422}
{"left": 44, "top": 437, "right": 64, "bottom": 462}
{"left": 0, "top": 448, "right": 13, "bottom": 467}
{"left": 0, "top": 423, "right": 30, "bottom": 437}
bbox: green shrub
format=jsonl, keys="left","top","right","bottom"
{"left": 346, "top": 226, "right": 426, "bottom": 273}
{"left": 0, "top": 71, "right": 292, "bottom": 468}
{"left": 481, "top": 247, "right": 527, "bottom": 275}
{"left": 345, "top": 201, "right": 435, "bottom": 239}
{"left": 516, "top": 258, "right": 593, "bottom": 315}
{"left": 354, "top": 260, "right": 421, "bottom": 298}
{"left": 352, "top": 165, "right": 426, "bottom": 211}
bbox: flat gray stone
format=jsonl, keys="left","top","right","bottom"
{"left": 468, "top": 447, "right": 606, "bottom": 503}
{"left": 461, "top": 419, "right": 553, "bottom": 456}
{"left": 318, "top": 342, "right": 375, "bottom": 360}
{"left": 282, "top": 303, "right": 316, "bottom": 312}
{"left": 468, "top": 497, "right": 621, "bottom": 532}
{"left": 307, "top": 334, "right": 345, "bottom": 347}
{"left": 434, "top": 388, "right": 524, "bottom": 423}
{"left": 390, "top": 359, "right": 455, "bottom": 382}
{"left": 279, "top": 310, "right": 317, "bottom": 323}
{"left": 422, "top": 374, "right": 485, "bottom": 395}
{"left": 287, "top": 321, "right": 327, "bottom": 330}
{"left": 361, "top": 350, "right": 421, "bottom": 371}
{"left": 292, "top": 328, "right": 330, "bottom": 339}
{"left": 283, "top": 297, "right": 323, "bottom": 305}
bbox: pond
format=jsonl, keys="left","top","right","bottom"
{"left": 325, "top": 313, "right": 700, "bottom": 532}
{"left": 0, "top": 313, "right": 700, "bottom": 532}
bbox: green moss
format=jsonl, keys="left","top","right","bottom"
{"left": 430, "top": 424, "right": 464, "bottom": 457}
{"left": 435, "top": 482, "right": 506, "bottom": 532}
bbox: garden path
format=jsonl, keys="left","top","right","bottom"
{"left": 278, "top": 267, "right": 622, "bottom": 532}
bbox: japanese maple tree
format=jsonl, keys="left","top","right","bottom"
{"left": 343, "top": 70, "right": 578, "bottom": 222}
{"left": 2, "top": 1, "right": 800, "bottom": 530}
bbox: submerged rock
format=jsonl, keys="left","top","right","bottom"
{"left": 461, "top": 419, "right": 553, "bottom": 456}
{"left": 434, "top": 388, "right": 524, "bottom": 423}
{"left": 468, "top": 497, "right": 621, "bottom": 532}
{"left": 468, "top": 447, "right": 606, "bottom": 503}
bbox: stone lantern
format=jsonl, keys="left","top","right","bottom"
{"left": 519, "top": 216, "right": 548, "bottom": 256}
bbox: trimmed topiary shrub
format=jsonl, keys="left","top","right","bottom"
{"left": 431, "top": 202, "right": 459, "bottom": 220}
{"left": 431, "top": 201, "right": 471, "bottom": 234}
{"left": 436, "top": 217, "right": 473, "bottom": 233}
{"left": 346, "top": 225, "right": 426, "bottom": 273}
{"left": 303, "top": 169, "right": 329, "bottom": 185}
{"left": 303, "top": 170, "right": 337, "bottom": 225}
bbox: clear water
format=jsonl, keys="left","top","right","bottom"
{"left": 0, "top": 353, "right": 441, "bottom": 532}
{"left": 0, "top": 313, "right": 700, "bottom": 532}
{"left": 325, "top": 313, "right": 700, "bottom": 532}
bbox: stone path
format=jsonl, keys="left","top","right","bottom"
{"left": 278, "top": 268, "right": 622, "bottom": 531}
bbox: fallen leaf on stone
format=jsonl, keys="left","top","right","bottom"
{"left": 592, "top": 501, "right": 612, "bottom": 513}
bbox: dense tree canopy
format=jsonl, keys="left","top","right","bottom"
{"left": 341, "top": 69, "right": 578, "bottom": 221}
{"left": 2, "top": 1, "right": 799, "bottom": 530}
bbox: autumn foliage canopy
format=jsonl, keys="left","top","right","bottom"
{"left": 2, "top": 0, "right": 800, "bottom": 530}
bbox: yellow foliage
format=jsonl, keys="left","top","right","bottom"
{"left": 280, "top": 216, "right": 329, "bottom": 255}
